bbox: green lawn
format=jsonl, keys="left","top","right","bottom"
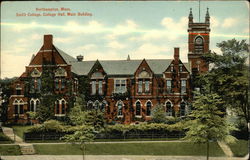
{"left": 34, "top": 142, "right": 225, "bottom": 156}
{"left": 0, "top": 132, "right": 12, "bottom": 144}
{"left": 0, "top": 145, "right": 22, "bottom": 155}
{"left": 12, "top": 125, "right": 32, "bottom": 139}
{"left": 228, "top": 140, "right": 248, "bottom": 157}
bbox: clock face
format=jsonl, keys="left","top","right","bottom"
{"left": 195, "top": 37, "right": 203, "bottom": 45}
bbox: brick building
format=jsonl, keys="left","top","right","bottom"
{"left": 7, "top": 9, "right": 210, "bottom": 124}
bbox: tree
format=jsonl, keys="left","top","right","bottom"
{"left": 200, "top": 39, "right": 249, "bottom": 123}
{"left": 62, "top": 125, "right": 95, "bottom": 160}
{"left": 151, "top": 104, "right": 166, "bottom": 123}
{"left": 184, "top": 92, "right": 236, "bottom": 160}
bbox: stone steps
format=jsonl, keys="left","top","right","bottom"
{"left": 20, "top": 144, "right": 36, "bottom": 155}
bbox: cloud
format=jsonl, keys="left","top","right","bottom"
{"left": 221, "top": 18, "right": 238, "bottom": 28}
{"left": 107, "top": 41, "right": 126, "bottom": 49}
{"left": 210, "top": 16, "right": 219, "bottom": 29}
{"left": 1, "top": 53, "right": 31, "bottom": 78}
{"left": 54, "top": 37, "right": 73, "bottom": 43}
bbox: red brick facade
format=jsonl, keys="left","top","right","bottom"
{"left": 7, "top": 9, "right": 210, "bottom": 124}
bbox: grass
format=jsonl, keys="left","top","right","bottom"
{"left": 0, "top": 132, "right": 12, "bottom": 144}
{"left": 12, "top": 125, "right": 32, "bottom": 138}
{"left": 34, "top": 142, "right": 225, "bottom": 156}
{"left": 0, "top": 145, "right": 22, "bottom": 155}
{"left": 228, "top": 140, "right": 248, "bottom": 157}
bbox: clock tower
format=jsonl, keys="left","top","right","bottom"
{"left": 188, "top": 8, "right": 210, "bottom": 74}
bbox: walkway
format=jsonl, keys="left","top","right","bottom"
{"left": 2, "top": 127, "right": 35, "bottom": 155}
{"left": 218, "top": 141, "right": 233, "bottom": 157}
{"left": 0, "top": 155, "right": 247, "bottom": 160}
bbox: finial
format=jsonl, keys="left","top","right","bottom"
{"left": 127, "top": 54, "right": 131, "bottom": 61}
{"left": 189, "top": 8, "right": 193, "bottom": 23}
{"left": 206, "top": 7, "right": 210, "bottom": 17}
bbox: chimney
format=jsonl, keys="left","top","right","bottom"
{"left": 77, "top": 55, "right": 84, "bottom": 61}
{"left": 43, "top": 35, "right": 53, "bottom": 50}
{"left": 174, "top": 47, "right": 179, "bottom": 61}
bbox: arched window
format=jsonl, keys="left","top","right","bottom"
{"left": 30, "top": 100, "right": 35, "bottom": 112}
{"left": 56, "top": 100, "right": 60, "bottom": 114}
{"left": 94, "top": 100, "right": 100, "bottom": 110}
{"left": 146, "top": 101, "right": 152, "bottom": 116}
{"left": 194, "top": 36, "right": 204, "bottom": 53}
{"left": 13, "top": 99, "right": 24, "bottom": 115}
{"left": 117, "top": 101, "right": 123, "bottom": 116}
{"left": 36, "top": 100, "right": 40, "bottom": 110}
{"left": 180, "top": 102, "right": 186, "bottom": 116}
{"left": 166, "top": 101, "right": 172, "bottom": 116}
{"left": 101, "top": 101, "right": 107, "bottom": 112}
{"left": 87, "top": 101, "right": 93, "bottom": 110}
{"left": 135, "top": 101, "right": 141, "bottom": 116}
{"left": 61, "top": 100, "right": 66, "bottom": 114}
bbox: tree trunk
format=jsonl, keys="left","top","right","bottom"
{"left": 81, "top": 144, "right": 85, "bottom": 160}
{"left": 206, "top": 140, "right": 209, "bottom": 160}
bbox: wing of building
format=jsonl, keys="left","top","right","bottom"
{"left": 7, "top": 9, "right": 210, "bottom": 124}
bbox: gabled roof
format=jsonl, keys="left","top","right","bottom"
{"left": 53, "top": 46, "right": 190, "bottom": 76}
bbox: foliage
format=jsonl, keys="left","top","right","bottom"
{"left": 26, "top": 120, "right": 65, "bottom": 133}
{"left": 0, "top": 77, "right": 17, "bottom": 122}
{"left": 151, "top": 104, "right": 166, "bottom": 123}
{"left": 62, "top": 125, "right": 96, "bottom": 160}
{"left": 184, "top": 92, "right": 236, "bottom": 160}
{"left": 68, "top": 96, "right": 86, "bottom": 126}
{"left": 227, "top": 140, "right": 248, "bottom": 157}
{"left": 200, "top": 39, "right": 249, "bottom": 123}
{"left": 0, "top": 145, "right": 22, "bottom": 155}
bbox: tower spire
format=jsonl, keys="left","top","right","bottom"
{"left": 205, "top": 7, "right": 210, "bottom": 23}
{"left": 188, "top": 8, "right": 193, "bottom": 23}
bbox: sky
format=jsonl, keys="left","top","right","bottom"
{"left": 1, "top": 1, "right": 249, "bottom": 78}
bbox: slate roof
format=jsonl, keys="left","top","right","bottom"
{"left": 55, "top": 46, "right": 190, "bottom": 76}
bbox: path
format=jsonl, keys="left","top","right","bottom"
{"left": 2, "top": 127, "right": 35, "bottom": 155}
{"left": 0, "top": 155, "right": 247, "bottom": 160}
{"left": 218, "top": 141, "right": 234, "bottom": 157}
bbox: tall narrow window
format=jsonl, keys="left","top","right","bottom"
{"left": 145, "top": 80, "right": 150, "bottom": 92}
{"left": 14, "top": 105, "right": 18, "bottom": 114}
{"left": 181, "top": 80, "right": 187, "bottom": 93}
{"left": 56, "top": 100, "right": 60, "bottom": 114}
{"left": 61, "top": 100, "right": 66, "bottom": 114}
{"left": 117, "top": 101, "right": 123, "bottom": 116}
{"left": 55, "top": 79, "right": 59, "bottom": 91}
{"left": 37, "top": 78, "right": 41, "bottom": 92}
{"left": 179, "top": 64, "right": 183, "bottom": 72}
{"left": 91, "top": 81, "right": 96, "bottom": 95}
{"left": 180, "top": 102, "right": 186, "bottom": 116}
{"left": 135, "top": 101, "right": 141, "bottom": 116}
{"left": 166, "top": 80, "right": 172, "bottom": 93}
{"left": 121, "top": 80, "right": 126, "bottom": 93}
{"left": 30, "top": 100, "right": 35, "bottom": 112}
{"left": 19, "top": 105, "right": 24, "bottom": 114}
{"left": 61, "top": 78, "right": 66, "bottom": 90}
{"left": 166, "top": 101, "right": 172, "bottom": 116}
{"left": 87, "top": 101, "right": 93, "bottom": 110}
{"left": 98, "top": 81, "right": 103, "bottom": 95}
{"left": 146, "top": 101, "right": 151, "bottom": 116}
{"left": 138, "top": 80, "right": 143, "bottom": 93}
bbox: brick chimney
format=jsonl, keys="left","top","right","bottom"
{"left": 43, "top": 34, "right": 53, "bottom": 50}
{"left": 174, "top": 47, "right": 179, "bottom": 61}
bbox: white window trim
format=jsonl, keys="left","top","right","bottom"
{"left": 114, "top": 78, "right": 127, "bottom": 93}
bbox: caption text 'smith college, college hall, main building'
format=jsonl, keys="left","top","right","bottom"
{"left": 7, "top": 9, "right": 210, "bottom": 124}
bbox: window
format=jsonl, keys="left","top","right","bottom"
{"left": 29, "top": 99, "right": 39, "bottom": 112}
{"left": 61, "top": 78, "right": 66, "bottom": 90}
{"left": 94, "top": 101, "right": 100, "bottom": 110}
{"left": 87, "top": 101, "right": 93, "bottom": 110}
{"left": 114, "top": 79, "right": 126, "bottom": 93}
{"left": 91, "top": 81, "right": 96, "bottom": 95}
{"left": 166, "top": 101, "right": 172, "bottom": 116}
{"left": 56, "top": 100, "right": 60, "bottom": 114}
{"left": 145, "top": 80, "right": 150, "bottom": 92}
{"left": 181, "top": 80, "right": 187, "bottom": 93}
{"left": 170, "top": 64, "right": 174, "bottom": 72}
{"left": 55, "top": 78, "right": 66, "bottom": 92}
{"left": 55, "top": 79, "right": 59, "bottom": 91}
{"left": 135, "top": 101, "right": 141, "bottom": 116}
{"left": 138, "top": 80, "right": 143, "bottom": 93}
{"left": 117, "top": 101, "right": 123, "bottom": 116}
{"left": 194, "top": 36, "right": 204, "bottom": 53}
{"left": 16, "top": 89, "right": 21, "bottom": 95}
{"left": 30, "top": 100, "right": 34, "bottom": 112}
{"left": 146, "top": 101, "right": 152, "bottom": 116}
{"left": 37, "top": 78, "right": 41, "bottom": 92}
{"left": 180, "top": 102, "right": 186, "bottom": 116}
{"left": 73, "top": 78, "right": 78, "bottom": 93}
{"left": 98, "top": 81, "right": 103, "bottom": 95}
{"left": 166, "top": 80, "right": 172, "bottom": 93}
{"left": 61, "top": 100, "right": 66, "bottom": 114}
{"left": 100, "top": 101, "right": 107, "bottom": 112}
{"left": 13, "top": 99, "right": 24, "bottom": 115}
{"left": 179, "top": 64, "right": 183, "bottom": 72}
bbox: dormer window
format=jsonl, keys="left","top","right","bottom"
{"left": 137, "top": 71, "right": 151, "bottom": 94}
{"left": 179, "top": 64, "right": 183, "bottom": 72}
{"left": 54, "top": 67, "right": 67, "bottom": 92}
{"left": 114, "top": 79, "right": 126, "bottom": 93}
{"left": 170, "top": 64, "right": 174, "bottom": 72}
{"left": 16, "top": 84, "right": 22, "bottom": 95}
{"left": 91, "top": 72, "right": 104, "bottom": 95}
